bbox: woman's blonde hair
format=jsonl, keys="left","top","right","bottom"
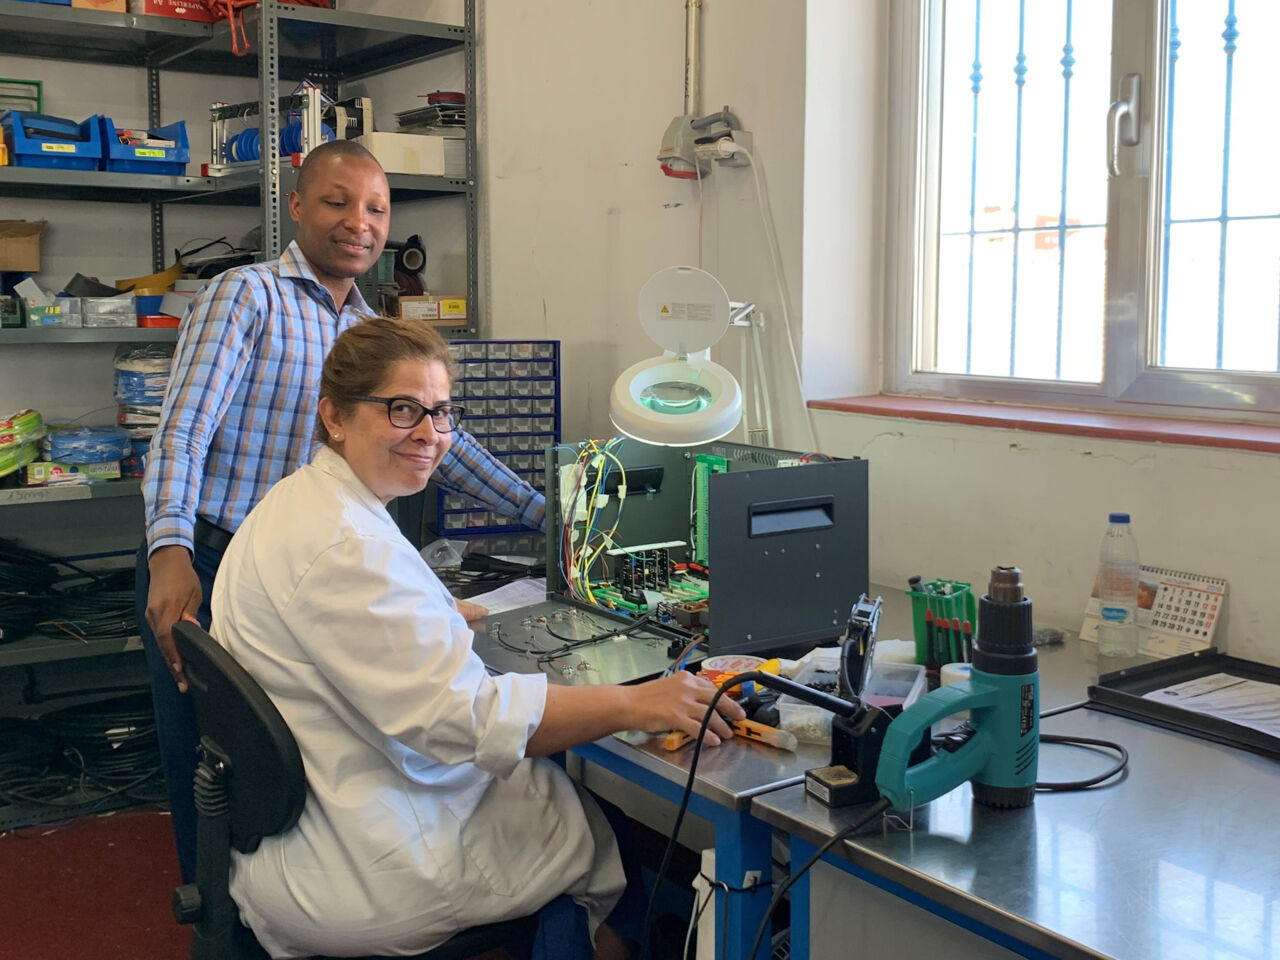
{"left": 316, "top": 315, "right": 457, "bottom": 442}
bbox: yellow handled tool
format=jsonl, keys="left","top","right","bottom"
{"left": 661, "top": 719, "right": 798, "bottom": 752}
{"left": 731, "top": 718, "right": 797, "bottom": 751}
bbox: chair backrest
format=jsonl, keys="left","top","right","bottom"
{"left": 173, "top": 621, "right": 306, "bottom": 853}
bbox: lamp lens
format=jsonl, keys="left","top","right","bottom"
{"left": 639, "top": 380, "right": 712, "bottom": 415}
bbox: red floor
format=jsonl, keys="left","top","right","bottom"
{"left": 0, "top": 807, "right": 189, "bottom": 960}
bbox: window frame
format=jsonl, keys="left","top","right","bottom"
{"left": 883, "top": 0, "right": 1280, "bottom": 421}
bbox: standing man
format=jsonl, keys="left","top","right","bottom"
{"left": 139, "top": 139, "right": 544, "bottom": 882}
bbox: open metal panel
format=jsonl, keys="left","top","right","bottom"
{"left": 546, "top": 439, "right": 869, "bottom": 659}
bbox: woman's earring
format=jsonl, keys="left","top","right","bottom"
{"left": 333, "top": 433, "right": 342, "bottom": 441}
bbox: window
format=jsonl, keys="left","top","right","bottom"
{"left": 885, "top": 0, "right": 1280, "bottom": 417}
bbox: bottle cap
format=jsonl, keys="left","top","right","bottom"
{"left": 1108, "top": 512, "right": 1130, "bottom": 524}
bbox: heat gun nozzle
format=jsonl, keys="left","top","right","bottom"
{"left": 987, "top": 565, "right": 1024, "bottom": 604}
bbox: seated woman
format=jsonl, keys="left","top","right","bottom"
{"left": 210, "top": 315, "right": 743, "bottom": 959}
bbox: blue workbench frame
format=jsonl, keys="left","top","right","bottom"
{"left": 572, "top": 741, "right": 776, "bottom": 960}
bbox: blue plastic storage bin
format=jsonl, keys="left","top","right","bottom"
{"left": 0, "top": 111, "right": 101, "bottom": 171}
{"left": 98, "top": 117, "right": 189, "bottom": 175}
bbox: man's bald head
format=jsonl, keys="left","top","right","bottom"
{"left": 295, "top": 139, "right": 383, "bottom": 195}
{"left": 288, "top": 139, "right": 390, "bottom": 298}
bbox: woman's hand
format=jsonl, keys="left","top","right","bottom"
{"left": 527, "top": 671, "right": 746, "bottom": 757}
{"left": 455, "top": 598, "right": 489, "bottom": 622}
{"left": 624, "top": 672, "right": 745, "bottom": 746}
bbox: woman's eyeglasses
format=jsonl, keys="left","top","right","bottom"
{"left": 347, "top": 395, "right": 465, "bottom": 433}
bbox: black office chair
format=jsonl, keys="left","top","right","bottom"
{"left": 171, "top": 621, "right": 537, "bottom": 960}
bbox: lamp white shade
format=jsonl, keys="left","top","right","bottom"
{"left": 609, "top": 353, "right": 743, "bottom": 446}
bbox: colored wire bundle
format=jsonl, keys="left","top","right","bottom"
{"left": 36, "top": 568, "right": 136, "bottom": 644}
{"left": 0, "top": 695, "right": 163, "bottom": 814}
{"left": 225, "top": 121, "right": 335, "bottom": 162}
{"left": 113, "top": 344, "right": 173, "bottom": 407}
{"left": 0, "top": 537, "right": 62, "bottom": 643}
{"left": 559, "top": 437, "right": 629, "bottom": 607}
{"left": 0, "top": 538, "right": 134, "bottom": 646}
{"left": 42, "top": 424, "right": 131, "bottom": 464}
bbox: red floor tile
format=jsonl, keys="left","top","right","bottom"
{"left": 0, "top": 807, "right": 189, "bottom": 960}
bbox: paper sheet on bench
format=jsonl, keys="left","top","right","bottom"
{"left": 466, "top": 577, "right": 547, "bottom": 615}
{"left": 1143, "top": 672, "right": 1280, "bottom": 739}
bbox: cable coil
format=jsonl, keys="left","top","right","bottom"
{"left": 225, "top": 121, "right": 335, "bottom": 162}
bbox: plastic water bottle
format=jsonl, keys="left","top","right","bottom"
{"left": 1096, "top": 513, "right": 1140, "bottom": 657}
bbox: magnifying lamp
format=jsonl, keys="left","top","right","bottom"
{"left": 609, "top": 266, "right": 744, "bottom": 446}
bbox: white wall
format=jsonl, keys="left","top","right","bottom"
{"left": 802, "top": 0, "right": 886, "bottom": 402}
{"left": 475, "top": 0, "right": 1280, "bottom": 664}
{"left": 479, "top": 0, "right": 807, "bottom": 444}
{"left": 793, "top": 1, "right": 1280, "bottom": 665}
{"left": 811, "top": 411, "right": 1280, "bottom": 665}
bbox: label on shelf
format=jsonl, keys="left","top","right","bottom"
{"left": 40, "top": 143, "right": 76, "bottom": 153}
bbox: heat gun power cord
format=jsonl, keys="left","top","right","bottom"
{"left": 933, "top": 700, "right": 1129, "bottom": 790}
{"left": 1035, "top": 699, "right": 1130, "bottom": 791}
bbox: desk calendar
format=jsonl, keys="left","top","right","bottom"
{"left": 1080, "top": 565, "right": 1228, "bottom": 658}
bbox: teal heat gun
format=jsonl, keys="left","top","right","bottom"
{"left": 875, "top": 566, "right": 1040, "bottom": 812}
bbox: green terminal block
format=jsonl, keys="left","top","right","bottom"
{"left": 691, "top": 454, "right": 728, "bottom": 566}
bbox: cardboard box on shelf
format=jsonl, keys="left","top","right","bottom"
{"left": 400, "top": 296, "right": 467, "bottom": 323}
{"left": 72, "top": 0, "right": 128, "bottom": 11}
{"left": 126, "top": 0, "right": 217, "bottom": 22}
{"left": 0, "top": 220, "right": 46, "bottom": 272}
{"left": 353, "top": 132, "right": 465, "bottom": 177}
{"left": 24, "top": 460, "right": 123, "bottom": 486}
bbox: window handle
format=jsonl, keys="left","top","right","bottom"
{"left": 1107, "top": 73, "right": 1142, "bottom": 177}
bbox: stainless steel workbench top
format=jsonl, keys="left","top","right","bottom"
{"left": 586, "top": 728, "right": 831, "bottom": 812}
{"left": 750, "top": 640, "right": 1280, "bottom": 960}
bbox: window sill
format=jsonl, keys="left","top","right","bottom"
{"left": 808, "top": 395, "right": 1280, "bottom": 455}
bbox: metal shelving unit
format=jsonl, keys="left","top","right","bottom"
{"left": 0, "top": 166, "right": 214, "bottom": 204}
{"left": 0, "top": 0, "right": 480, "bottom": 311}
{"left": 0, "top": 3, "right": 479, "bottom": 683}
{"left": 172, "top": 169, "right": 469, "bottom": 207}
{"left": 0, "top": 632, "right": 140, "bottom": 671}
{"left": 0, "top": 328, "right": 178, "bottom": 345}
{"left": 0, "top": 480, "right": 142, "bottom": 508}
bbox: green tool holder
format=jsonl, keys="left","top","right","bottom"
{"left": 907, "top": 579, "right": 978, "bottom": 665}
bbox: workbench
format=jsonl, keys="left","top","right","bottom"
{"left": 750, "top": 638, "right": 1280, "bottom": 959}
{"left": 474, "top": 584, "right": 1280, "bottom": 960}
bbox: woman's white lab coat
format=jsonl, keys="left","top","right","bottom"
{"left": 210, "top": 446, "right": 624, "bottom": 958}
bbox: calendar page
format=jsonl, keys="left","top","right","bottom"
{"left": 1079, "top": 566, "right": 1228, "bottom": 658}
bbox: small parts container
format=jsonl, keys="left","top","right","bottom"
{"left": 778, "top": 652, "right": 927, "bottom": 743}
{"left": 862, "top": 661, "right": 927, "bottom": 712}
{"left": 1, "top": 111, "right": 101, "bottom": 171}
{"left": 907, "top": 579, "right": 977, "bottom": 667}
{"left": 777, "top": 649, "right": 841, "bottom": 743}
{"left": 98, "top": 117, "right": 189, "bottom": 175}
{"left": 83, "top": 294, "right": 137, "bottom": 328}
